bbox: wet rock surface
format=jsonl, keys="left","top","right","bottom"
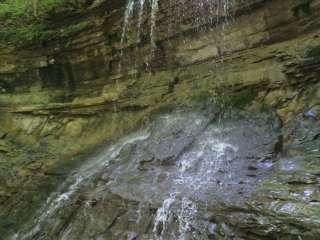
{"left": 11, "top": 108, "right": 285, "bottom": 240}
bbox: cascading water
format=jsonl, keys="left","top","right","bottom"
{"left": 118, "top": 0, "right": 135, "bottom": 75}
{"left": 118, "top": 0, "right": 233, "bottom": 74}
{"left": 12, "top": 130, "right": 151, "bottom": 240}
{"left": 9, "top": 1, "right": 276, "bottom": 239}
{"left": 12, "top": 109, "right": 279, "bottom": 239}
{"left": 7, "top": 2, "right": 279, "bottom": 240}
{"left": 2, "top": 0, "right": 318, "bottom": 239}
{"left": 153, "top": 193, "right": 176, "bottom": 239}
{"left": 120, "top": 0, "right": 135, "bottom": 48}
{"left": 153, "top": 194, "right": 207, "bottom": 240}
{"left": 151, "top": 124, "right": 240, "bottom": 240}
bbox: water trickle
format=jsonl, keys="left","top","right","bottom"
{"left": 13, "top": 130, "right": 150, "bottom": 240}
{"left": 153, "top": 194, "right": 176, "bottom": 239}
{"left": 117, "top": 0, "right": 233, "bottom": 72}
{"left": 137, "top": 0, "right": 146, "bottom": 44}
{"left": 120, "top": 0, "right": 135, "bottom": 47}
{"left": 150, "top": 0, "right": 159, "bottom": 50}
{"left": 118, "top": 0, "right": 135, "bottom": 75}
{"left": 177, "top": 198, "right": 201, "bottom": 240}
{"left": 153, "top": 194, "right": 206, "bottom": 240}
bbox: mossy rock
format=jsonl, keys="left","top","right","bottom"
{"left": 303, "top": 45, "right": 320, "bottom": 64}
{"left": 210, "top": 89, "right": 258, "bottom": 109}
{"left": 188, "top": 89, "right": 257, "bottom": 110}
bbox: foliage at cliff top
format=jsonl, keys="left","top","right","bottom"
{"left": 0, "top": 0, "right": 89, "bottom": 45}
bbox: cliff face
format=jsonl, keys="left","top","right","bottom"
{"left": 0, "top": 0, "right": 320, "bottom": 239}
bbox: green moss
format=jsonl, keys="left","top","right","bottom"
{"left": 0, "top": 24, "right": 44, "bottom": 43}
{"left": 40, "top": 21, "right": 93, "bottom": 42}
{"left": 0, "top": 0, "right": 90, "bottom": 45}
{"left": 0, "top": 0, "right": 65, "bottom": 21}
{"left": 214, "top": 90, "right": 257, "bottom": 109}
{"left": 190, "top": 91, "right": 214, "bottom": 104}
{"left": 0, "top": 1, "right": 29, "bottom": 21}
{"left": 188, "top": 89, "right": 257, "bottom": 110}
{"left": 0, "top": 20, "right": 92, "bottom": 45}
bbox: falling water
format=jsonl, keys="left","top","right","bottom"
{"left": 118, "top": 0, "right": 135, "bottom": 75}
{"left": 150, "top": 0, "right": 159, "bottom": 50}
{"left": 154, "top": 194, "right": 203, "bottom": 240}
{"left": 120, "top": 0, "right": 135, "bottom": 47}
{"left": 118, "top": 0, "right": 233, "bottom": 71}
{"left": 177, "top": 198, "right": 202, "bottom": 240}
{"left": 134, "top": 0, "right": 146, "bottom": 76}
{"left": 137, "top": 0, "right": 146, "bottom": 44}
{"left": 13, "top": 130, "right": 150, "bottom": 240}
{"left": 153, "top": 194, "right": 206, "bottom": 240}
{"left": 153, "top": 194, "right": 176, "bottom": 240}
{"left": 152, "top": 125, "right": 239, "bottom": 240}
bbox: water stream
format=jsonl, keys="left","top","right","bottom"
{"left": 118, "top": 0, "right": 135, "bottom": 75}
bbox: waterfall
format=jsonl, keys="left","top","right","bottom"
{"left": 153, "top": 194, "right": 176, "bottom": 240}
{"left": 118, "top": 0, "right": 135, "bottom": 75}
{"left": 13, "top": 130, "right": 150, "bottom": 240}
{"left": 150, "top": 0, "right": 159, "bottom": 50}
{"left": 153, "top": 194, "right": 206, "bottom": 240}
{"left": 120, "top": 0, "right": 135, "bottom": 47}
{"left": 118, "top": 0, "right": 233, "bottom": 67}
{"left": 152, "top": 125, "right": 238, "bottom": 240}
{"left": 11, "top": 109, "right": 279, "bottom": 239}
{"left": 137, "top": 0, "right": 146, "bottom": 44}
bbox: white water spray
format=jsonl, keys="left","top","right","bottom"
{"left": 118, "top": 0, "right": 135, "bottom": 75}
{"left": 13, "top": 130, "right": 150, "bottom": 240}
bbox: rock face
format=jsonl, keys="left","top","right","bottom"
{"left": 9, "top": 108, "right": 283, "bottom": 239}
{"left": 9, "top": 108, "right": 320, "bottom": 240}
{"left": 0, "top": 0, "right": 320, "bottom": 239}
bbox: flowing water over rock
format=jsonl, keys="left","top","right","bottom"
{"left": 120, "top": 0, "right": 233, "bottom": 43}
{"left": 118, "top": 0, "right": 233, "bottom": 72}
{"left": 13, "top": 108, "right": 281, "bottom": 239}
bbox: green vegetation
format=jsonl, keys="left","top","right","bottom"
{"left": 190, "top": 89, "right": 257, "bottom": 109}
{"left": 0, "top": 21, "right": 93, "bottom": 45}
{"left": 0, "top": 0, "right": 65, "bottom": 21}
{"left": 0, "top": 0, "right": 89, "bottom": 45}
{"left": 223, "top": 90, "right": 257, "bottom": 108}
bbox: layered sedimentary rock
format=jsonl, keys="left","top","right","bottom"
{"left": 0, "top": 0, "right": 320, "bottom": 239}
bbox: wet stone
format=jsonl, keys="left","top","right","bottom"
{"left": 10, "top": 108, "right": 281, "bottom": 240}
